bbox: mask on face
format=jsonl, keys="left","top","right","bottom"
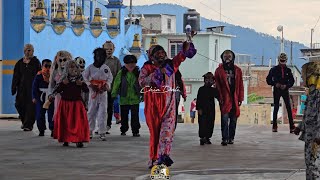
{"left": 278, "top": 53, "right": 287, "bottom": 65}
{"left": 202, "top": 72, "right": 214, "bottom": 87}
{"left": 93, "top": 48, "right": 107, "bottom": 68}
{"left": 75, "top": 57, "right": 86, "bottom": 72}
{"left": 221, "top": 50, "right": 235, "bottom": 66}
{"left": 103, "top": 41, "right": 115, "bottom": 58}
{"left": 42, "top": 68, "right": 50, "bottom": 82}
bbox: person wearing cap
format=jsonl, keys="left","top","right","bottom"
{"left": 266, "top": 52, "right": 295, "bottom": 133}
{"left": 103, "top": 41, "right": 122, "bottom": 133}
{"left": 139, "top": 41, "right": 197, "bottom": 168}
{"left": 111, "top": 55, "right": 142, "bottom": 137}
{"left": 196, "top": 72, "right": 219, "bottom": 145}
{"left": 12, "top": 44, "right": 41, "bottom": 131}
{"left": 215, "top": 49, "right": 244, "bottom": 146}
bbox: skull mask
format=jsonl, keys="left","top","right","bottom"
{"left": 278, "top": 53, "right": 287, "bottom": 65}
{"left": 61, "top": 61, "right": 82, "bottom": 83}
{"left": 54, "top": 51, "right": 72, "bottom": 71}
{"left": 75, "top": 57, "right": 86, "bottom": 72}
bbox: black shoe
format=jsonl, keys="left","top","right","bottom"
{"left": 133, "top": 133, "right": 140, "bottom": 137}
{"left": 39, "top": 131, "right": 45, "bottom": 136}
{"left": 50, "top": 131, "right": 53, "bottom": 137}
{"left": 21, "top": 124, "right": 24, "bottom": 129}
{"left": 76, "top": 142, "right": 84, "bottom": 148}
{"left": 94, "top": 131, "right": 99, "bottom": 135}
{"left": 228, "top": 139, "right": 234, "bottom": 144}
{"left": 221, "top": 140, "right": 228, "bottom": 146}
{"left": 63, "top": 142, "right": 69, "bottom": 147}
{"left": 121, "top": 132, "right": 126, "bottom": 136}
{"left": 205, "top": 138, "right": 212, "bottom": 144}
{"left": 200, "top": 138, "right": 206, "bottom": 145}
{"left": 106, "top": 132, "right": 110, "bottom": 134}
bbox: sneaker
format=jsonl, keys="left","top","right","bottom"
{"left": 133, "top": 133, "right": 140, "bottom": 137}
{"left": 121, "top": 132, "right": 126, "bottom": 136}
{"left": 76, "top": 142, "right": 84, "bottom": 148}
{"left": 39, "top": 130, "right": 45, "bottom": 136}
{"left": 63, "top": 142, "right": 69, "bottom": 146}
{"left": 228, "top": 139, "right": 234, "bottom": 144}
{"left": 99, "top": 134, "right": 106, "bottom": 141}
{"left": 221, "top": 140, "right": 228, "bottom": 146}
{"left": 200, "top": 138, "right": 206, "bottom": 146}
{"left": 205, "top": 138, "right": 212, "bottom": 144}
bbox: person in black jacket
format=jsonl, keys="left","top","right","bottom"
{"left": 12, "top": 44, "right": 41, "bottom": 131}
{"left": 196, "top": 72, "right": 219, "bottom": 145}
{"left": 266, "top": 52, "right": 295, "bottom": 133}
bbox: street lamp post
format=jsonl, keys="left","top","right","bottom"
{"left": 277, "top": 25, "right": 284, "bottom": 53}
{"left": 311, "top": 28, "right": 314, "bottom": 49}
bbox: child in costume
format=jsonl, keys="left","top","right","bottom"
{"left": 32, "top": 59, "right": 54, "bottom": 137}
{"left": 46, "top": 51, "right": 72, "bottom": 120}
{"left": 196, "top": 72, "right": 219, "bottom": 145}
{"left": 111, "top": 55, "right": 142, "bottom": 137}
{"left": 52, "top": 60, "right": 90, "bottom": 148}
{"left": 103, "top": 41, "right": 122, "bottom": 132}
{"left": 83, "top": 48, "right": 113, "bottom": 141}
{"left": 75, "top": 56, "right": 89, "bottom": 110}
{"left": 139, "top": 41, "right": 197, "bottom": 168}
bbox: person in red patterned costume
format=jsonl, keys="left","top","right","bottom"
{"left": 139, "top": 41, "right": 197, "bottom": 168}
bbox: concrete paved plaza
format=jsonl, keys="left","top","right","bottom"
{"left": 0, "top": 120, "right": 306, "bottom": 180}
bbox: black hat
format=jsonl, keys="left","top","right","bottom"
{"left": 123, "top": 55, "right": 137, "bottom": 64}
{"left": 151, "top": 45, "right": 165, "bottom": 56}
{"left": 220, "top": 49, "right": 235, "bottom": 61}
{"left": 202, "top": 72, "right": 214, "bottom": 79}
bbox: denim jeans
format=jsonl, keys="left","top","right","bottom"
{"left": 221, "top": 112, "right": 237, "bottom": 141}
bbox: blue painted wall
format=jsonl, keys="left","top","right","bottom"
{"left": 2, "top": 0, "right": 30, "bottom": 114}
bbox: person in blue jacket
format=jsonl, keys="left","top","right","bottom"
{"left": 32, "top": 59, "right": 54, "bottom": 137}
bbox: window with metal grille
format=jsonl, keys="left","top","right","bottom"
{"left": 169, "top": 40, "right": 183, "bottom": 58}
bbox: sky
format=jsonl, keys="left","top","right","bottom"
{"left": 122, "top": 0, "right": 320, "bottom": 46}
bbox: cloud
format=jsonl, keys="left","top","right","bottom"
{"left": 123, "top": 0, "right": 320, "bottom": 45}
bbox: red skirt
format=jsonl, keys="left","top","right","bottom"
{"left": 53, "top": 99, "right": 90, "bottom": 143}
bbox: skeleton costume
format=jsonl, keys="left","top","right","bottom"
{"left": 75, "top": 57, "right": 89, "bottom": 109}
{"left": 12, "top": 44, "right": 41, "bottom": 131}
{"left": 139, "top": 42, "right": 197, "bottom": 168}
{"left": 83, "top": 48, "right": 113, "bottom": 140}
{"left": 47, "top": 51, "right": 73, "bottom": 121}
{"left": 296, "top": 61, "right": 320, "bottom": 179}
{"left": 52, "top": 61, "right": 89, "bottom": 148}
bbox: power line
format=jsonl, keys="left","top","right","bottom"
{"left": 313, "top": 15, "right": 320, "bottom": 29}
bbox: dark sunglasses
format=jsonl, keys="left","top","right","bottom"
{"left": 59, "top": 58, "right": 67, "bottom": 63}
{"left": 44, "top": 64, "right": 51, "bottom": 68}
